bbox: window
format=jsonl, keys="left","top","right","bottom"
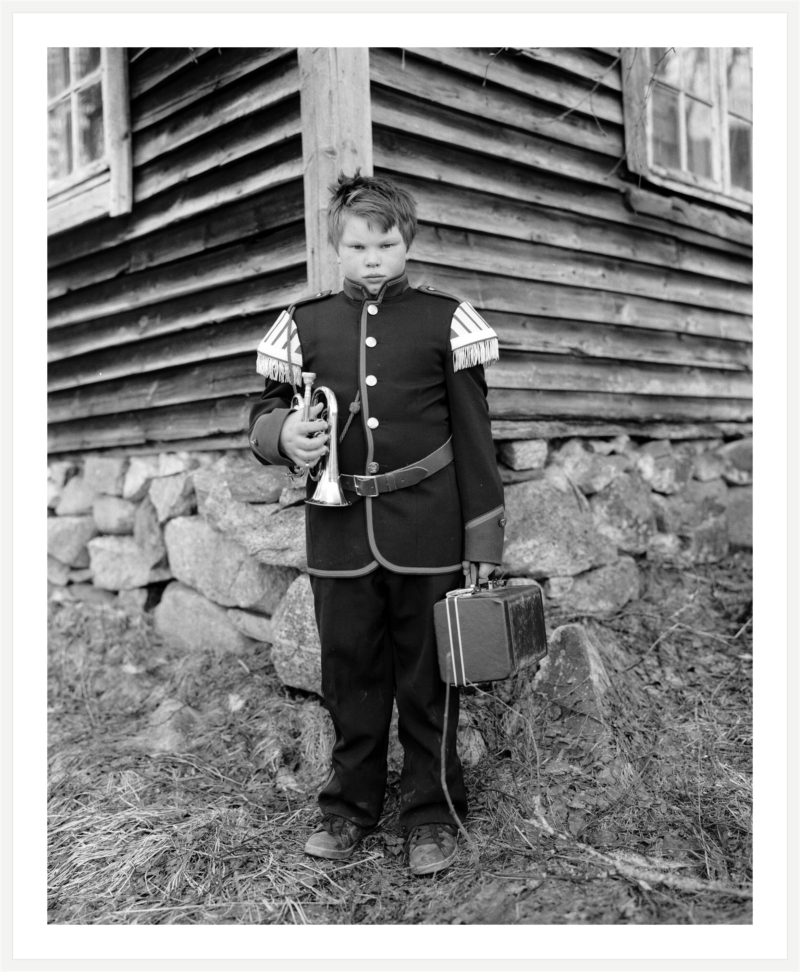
{"left": 621, "top": 48, "right": 752, "bottom": 212}
{"left": 47, "top": 48, "right": 132, "bottom": 235}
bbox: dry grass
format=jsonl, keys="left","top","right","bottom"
{"left": 47, "top": 553, "right": 752, "bottom": 925}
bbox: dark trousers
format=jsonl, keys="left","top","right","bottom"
{"left": 310, "top": 566, "right": 467, "bottom": 833}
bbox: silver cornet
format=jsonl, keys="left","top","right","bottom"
{"left": 291, "top": 372, "right": 350, "bottom": 507}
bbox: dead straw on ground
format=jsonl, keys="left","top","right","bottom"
{"left": 47, "top": 553, "right": 753, "bottom": 925}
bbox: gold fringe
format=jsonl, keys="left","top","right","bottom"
{"left": 256, "top": 352, "right": 301, "bottom": 386}
{"left": 452, "top": 337, "right": 499, "bottom": 372}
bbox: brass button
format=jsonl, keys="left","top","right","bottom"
{"left": 367, "top": 417, "right": 379, "bottom": 429}
{"left": 367, "top": 462, "right": 379, "bottom": 474}
{"left": 366, "top": 336, "right": 377, "bottom": 347}
{"left": 367, "top": 304, "right": 378, "bottom": 316}
{"left": 365, "top": 375, "right": 377, "bottom": 386}
{"left": 499, "top": 518, "right": 507, "bottom": 527}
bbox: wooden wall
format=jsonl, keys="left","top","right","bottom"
{"left": 369, "top": 47, "right": 753, "bottom": 431}
{"left": 48, "top": 47, "right": 753, "bottom": 456}
{"left": 47, "top": 47, "right": 306, "bottom": 455}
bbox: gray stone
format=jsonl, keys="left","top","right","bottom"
{"left": 47, "top": 461, "right": 76, "bottom": 509}
{"left": 550, "top": 438, "right": 631, "bottom": 495}
{"left": 546, "top": 557, "right": 640, "bottom": 618}
{"left": 498, "top": 439, "right": 548, "bottom": 471}
{"left": 498, "top": 466, "right": 545, "bottom": 485}
{"left": 726, "top": 486, "right": 753, "bottom": 549}
{"left": 194, "top": 462, "right": 307, "bottom": 569}
{"left": 533, "top": 624, "right": 612, "bottom": 741}
{"left": 133, "top": 495, "right": 167, "bottom": 567}
{"left": 122, "top": 456, "right": 160, "bottom": 501}
{"left": 47, "top": 555, "right": 70, "bottom": 586}
{"left": 269, "top": 574, "right": 322, "bottom": 695}
{"left": 154, "top": 582, "right": 254, "bottom": 654}
{"left": 588, "top": 434, "right": 633, "bottom": 456}
{"left": 457, "top": 726, "right": 487, "bottom": 767}
{"left": 590, "top": 472, "right": 655, "bottom": 555}
{"left": 54, "top": 475, "right": 100, "bottom": 516}
{"left": 123, "top": 698, "right": 203, "bottom": 754}
{"left": 158, "top": 452, "right": 193, "bottom": 477}
{"left": 93, "top": 496, "right": 137, "bottom": 535}
{"left": 646, "top": 532, "right": 685, "bottom": 565}
{"left": 279, "top": 486, "right": 308, "bottom": 506}
{"left": 149, "top": 472, "right": 196, "bottom": 523}
{"left": 164, "top": 516, "right": 297, "bottom": 610}
{"left": 88, "top": 536, "right": 158, "bottom": 590}
{"left": 83, "top": 456, "right": 127, "bottom": 496}
{"left": 228, "top": 457, "right": 289, "bottom": 503}
{"left": 227, "top": 609, "right": 274, "bottom": 643}
{"left": 544, "top": 575, "right": 573, "bottom": 599}
{"left": 118, "top": 588, "right": 148, "bottom": 613}
{"left": 692, "top": 450, "right": 726, "bottom": 482}
{"left": 64, "top": 583, "right": 118, "bottom": 607}
{"left": 47, "top": 515, "right": 98, "bottom": 567}
{"left": 717, "top": 438, "right": 753, "bottom": 485}
{"left": 652, "top": 480, "right": 729, "bottom": 563}
{"left": 68, "top": 568, "right": 94, "bottom": 584}
{"left": 502, "top": 479, "right": 617, "bottom": 578}
{"left": 149, "top": 566, "right": 173, "bottom": 583}
{"left": 635, "top": 440, "right": 693, "bottom": 495}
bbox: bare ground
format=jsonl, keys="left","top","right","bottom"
{"left": 47, "top": 553, "right": 752, "bottom": 925}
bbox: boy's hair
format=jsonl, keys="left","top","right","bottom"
{"left": 327, "top": 169, "right": 417, "bottom": 249}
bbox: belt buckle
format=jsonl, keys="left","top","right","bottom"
{"left": 353, "top": 475, "right": 379, "bottom": 497}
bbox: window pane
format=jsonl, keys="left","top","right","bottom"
{"left": 651, "top": 83, "right": 681, "bottom": 171}
{"left": 682, "top": 48, "right": 711, "bottom": 102}
{"left": 729, "top": 118, "right": 752, "bottom": 191}
{"left": 76, "top": 83, "right": 105, "bottom": 166}
{"left": 74, "top": 47, "right": 101, "bottom": 80}
{"left": 47, "top": 48, "right": 70, "bottom": 100}
{"left": 686, "top": 97, "right": 714, "bottom": 180}
{"left": 48, "top": 102, "right": 72, "bottom": 181}
{"left": 651, "top": 47, "right": 680, "bottom": 88}
{"left": 727, "top": 48, "right": 752, "bottom": 121}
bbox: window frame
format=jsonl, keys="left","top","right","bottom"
{"left": 48, "top": 47, "right": 133, "bottom": 235}
{"left": 621, "top": 47, "right": 752, "bottom": 214}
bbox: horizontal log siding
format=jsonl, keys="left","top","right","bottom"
{"left": 47, "top": 49, "right": 305, "bottom": 454}
{"left": 371, "top": 48, "right": 752, "bottom": 427}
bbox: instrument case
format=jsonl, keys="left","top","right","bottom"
{"left": 434, "top": 582, "right": 547, "bottom": 686}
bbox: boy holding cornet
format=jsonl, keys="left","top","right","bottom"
{"left": 249, "top": 172, "right": 504, "bottom": 875}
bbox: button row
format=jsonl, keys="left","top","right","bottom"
{"left": 367, "top": 304, "right": 378, "bottom": 316}
{"left": 366, "top": 336, "right": 377, "bottom": 347}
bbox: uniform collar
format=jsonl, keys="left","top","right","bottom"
{"left": 342, "top": 272, "right": 410, "bottom": 303}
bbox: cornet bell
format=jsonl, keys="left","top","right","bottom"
{"left": 302, "top": 380, "right": 350, "bottom": 508}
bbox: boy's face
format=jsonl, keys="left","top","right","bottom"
{"left": 336, "top": 215, "right": 409, "bottom": 295}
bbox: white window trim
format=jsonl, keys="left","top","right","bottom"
{"left": 621, "top": 48, "right": 752, "bottom": 214}
{"left": 48, "top": 47, "right": 133, "bottom": 235}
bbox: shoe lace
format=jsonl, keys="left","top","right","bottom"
{"left": 320, "top": 813, "right": 347, "bottom": 836}
{"left": 408, "top": 823, "right": 454, "bottom": 852}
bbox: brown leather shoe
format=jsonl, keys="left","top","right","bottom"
{"left": 407, "top": 822, "right": 458, "bottom": 876}
{"left": 304, "top": 813, "right": 374, "bottom": 860}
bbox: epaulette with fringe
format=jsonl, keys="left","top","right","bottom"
{"left": 255, "top": 290, "right": 332, "bottom": 385}
{"left": 420, "top": 286, "right": 499, "bottom": 372}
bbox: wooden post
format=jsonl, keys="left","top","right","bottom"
{"left": 298, "top": 48, "right": 373, "bottom": 294}
{"left": 104, "top": 48, "right": 133, "bottom": 217}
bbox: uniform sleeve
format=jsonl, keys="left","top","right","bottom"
{"left": 248, "top": 379, "right": 296, "bottom": 469}
{"left": 444, "top": 350, "right": 505, "bottom": 565}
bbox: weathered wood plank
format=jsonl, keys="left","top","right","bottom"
{"left": 48, "top": 143, "right": 303, "bottom": 269}
{"left": 129, "top": 47, "right": 212, "bottom": 99}
{"left": 370, "top": 48, "right": 624, "bottom": 158}
{"left": 48, "top": 356, "right": 261, "bottom": 423}
{"left": 104, "top": 49, "right": 133, "bottom": 217}
{"left": 47, "top": 397, "right": 255, "bottom": 453}
{"left": 299, "top": 48, "right": 372, "bottom": 293}
{"left": 55, "top": 433, "right": 252, "bottom": 460}
{"left": 406, "top": 47, "right": 623, "bottom": 123}
{"left": 625, "top": 186, "right": 752, "bottom": 248}
{"left": 47, "top": 267, "right": 307, "bottom": 363}
{"left": 411, "top": 226, "right": 752, "bottom": 315}
{"left": 486, "top": 354, "right": 750, "bottom": 399}
{"left": 49, "top": 316, "right": 270, "bottom": 390}
{"left": 397, "top": 174, "right": 751, "bottom": 286}
{"left": 132, "top": 48, "right": 293, "bottom": 131}
{"left": 133, "top": 57, "right": 300, "bottom": 167}
{"left": 515, "top": 48, "right": 622, "bottom": 91}
{"left": 49, "top": 181, "right": 305, "bottom": 300}
{"left": 408, "top": 263, "right": 753, "bottom": 342}
{"left": 491, "top": 419, "right": 751, "bottom": 441}
{"left": 48, "top": 225, "right": 306, "bottom": 329}
{"left": 485, "top": 311, "right": 752, "bottom": 371}
{"left": 48, "top": 175, "right": 110, "bottom": 237}
{"left": 488, "top": 389, "right": 752, "bottom": 423}
{"left": 371, "top": 107, "right": 752, "bottom": 258}
{"left": 134, "top": 95, "right": 301, "bottom": 204}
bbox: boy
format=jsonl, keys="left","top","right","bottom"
{"left": 248, "top": 172, "right": 505, "bottom": 876}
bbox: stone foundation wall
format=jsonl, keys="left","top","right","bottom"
{"left": 48, "top": 432, "right": 752, "bottom": 694}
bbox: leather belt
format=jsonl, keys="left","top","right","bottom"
{"left": 340, "top": 438, "right": 454, "bottom": 497}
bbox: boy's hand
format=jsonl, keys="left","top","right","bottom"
{"left": 462, "top": 561, "right": 496, "bottom": 586}
{"left": 280, "top": 402, "right": 330, "bottom": 469}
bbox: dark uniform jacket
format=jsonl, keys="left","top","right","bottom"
{"left": 248, "top": 273, "right": 505, "bottom": 578}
